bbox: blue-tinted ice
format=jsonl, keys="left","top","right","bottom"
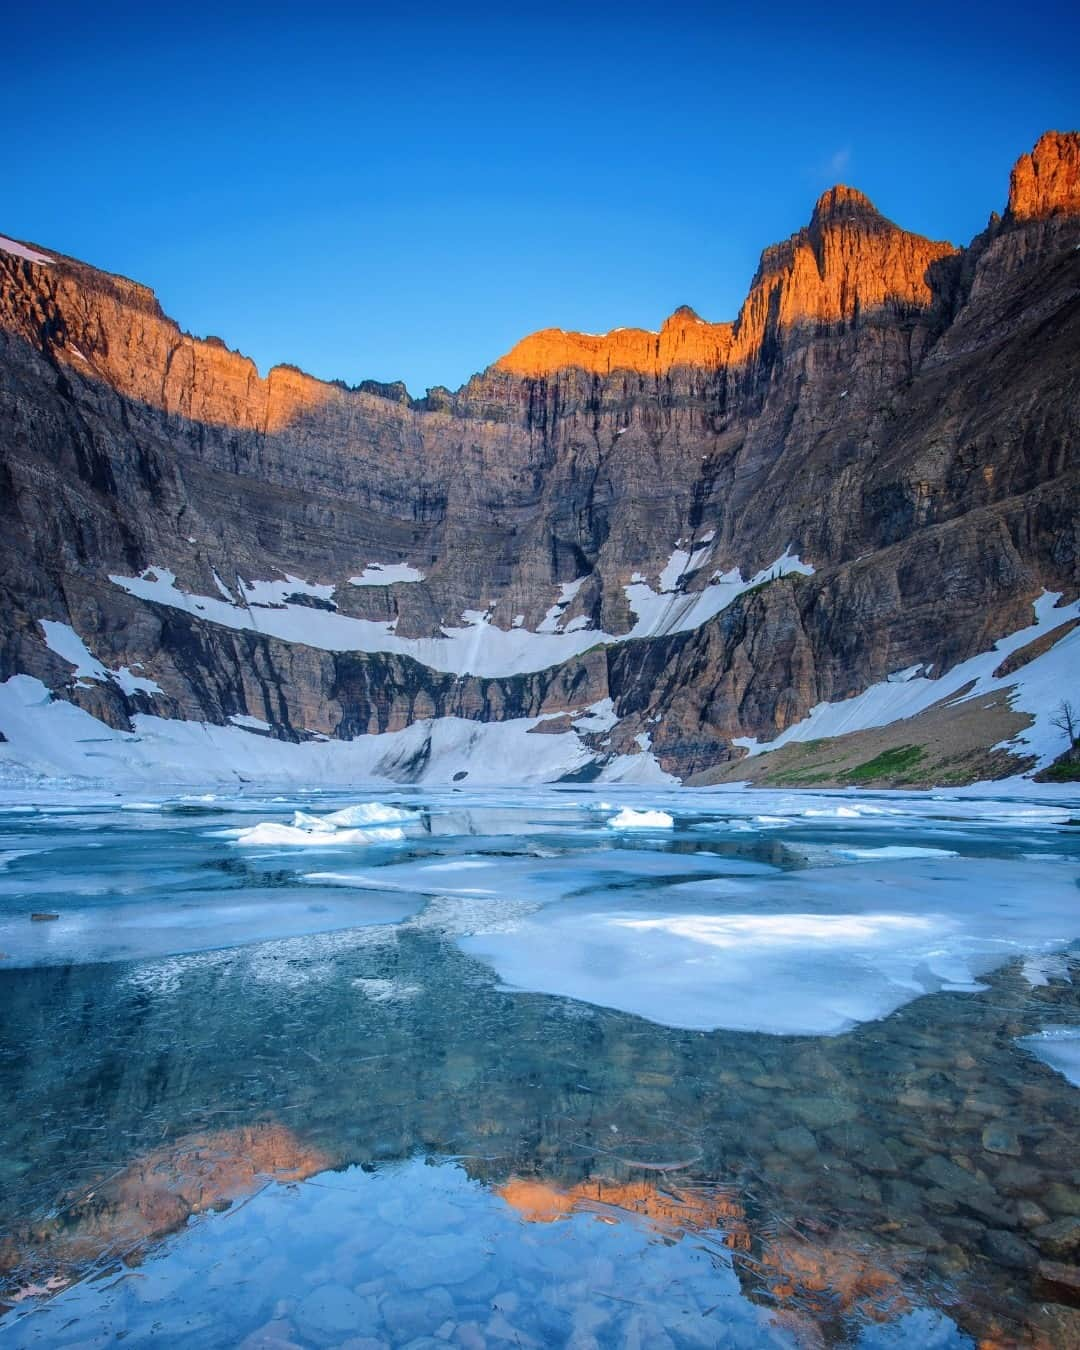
{"left": 0, "top": 784, "right": 1077, "bottom": 1346}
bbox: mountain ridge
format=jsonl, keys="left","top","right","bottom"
{"left": 0, "top": 130, "right": 1077, "bottom": 786}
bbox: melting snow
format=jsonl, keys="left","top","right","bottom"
{"left": 0, "top": 675, "right": 674, "bottom": 786}
{"left": 734, "top": 591, "right": 1080, "bottom": 768}
{"left": 40, "top": 621, "right": 162, "bottom": 696}
{"left": 239, "top": 574, "right": 336, "bottom": 607}
{"left": 107, "top": 549, "right": 813, "bottom": 678}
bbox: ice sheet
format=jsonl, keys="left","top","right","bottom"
{"left": 1016, "top": 1026, "right": 1080, "bottom": 1087}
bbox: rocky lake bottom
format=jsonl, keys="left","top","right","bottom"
{"left": 0, "top": 784, "right": 1077, "bottom": 1347}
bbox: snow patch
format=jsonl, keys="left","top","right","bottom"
{"left": 108, "top": 548, "right": 812, "bottom": 678}
{"left": 573, "top": 698, "right": 619, "bottom": 733}
{"left": 240, "top": 574, "right": 336, "bottom": 607}
{"left": 735, "top": 591, "right": 1080, "bottom": 770}
{"left": 40, "top": 621, "right": 161, "bottom": 695}
{"left": 349, "top": 563, "right": 426, "bottom": 586}
{"left": 0, "top": 235, "right": 52, "bottom": 265}
{"left": 40, "top": 621, "right": 109, "bottom": 682}
{"left": 537, "top": 577, "right": 588, "bottom": 633}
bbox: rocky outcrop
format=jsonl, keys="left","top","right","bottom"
{"left": 0, "top": 131, "right": 1077, "bottom": 782}
{"left": 1007, "top": 130, "right": 1080, "bottom": 219}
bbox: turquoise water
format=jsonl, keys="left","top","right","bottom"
{"left": 0, "top": 787, "right": 1077, "bottom": 1346}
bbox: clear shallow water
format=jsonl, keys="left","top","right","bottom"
{"left": 0, "top": 785, "right": 1077, "bottom": 1347}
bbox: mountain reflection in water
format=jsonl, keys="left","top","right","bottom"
{"left": 0, "top": 790, "right": 1077, "bottom": 1347}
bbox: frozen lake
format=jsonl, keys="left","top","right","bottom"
{"left": 0, "top": 784, "right": 1077, "bottom": 1346}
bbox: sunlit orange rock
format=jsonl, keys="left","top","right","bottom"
{"left": 494, "top": 189, "right": 955, "bottom": 380}
{"left": 1007, "top": 130, "right": 1080, "bottom": 220}
{"left": 495, "top": 306, "right": 734, "bottom": 379}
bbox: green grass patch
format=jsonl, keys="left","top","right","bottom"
{"left": 843, "top": 744, "right": 926, "bottom": 784}
{"left": 1039, "top": 759, "right": 1080, "bottom": 783}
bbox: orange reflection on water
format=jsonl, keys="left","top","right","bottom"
{"left": 498, "top": 1175, "right": 750, "bottom": 1246}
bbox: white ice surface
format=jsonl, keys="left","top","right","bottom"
{"left": 606, "top": 806, "right": 674, "bottom": 829}
{"left": 458, "top": 853, "right": 1079, "bottom": 1035}
{"left": 1017, "top": 1026, "right": 1080, "bottom": 1087}
{"left": 735, "top": 592, "right": 1080, "bottom": 768}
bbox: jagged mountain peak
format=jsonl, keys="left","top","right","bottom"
{"left": 810, "top": 184, "right": 886, "bottom": 227}
{"left": 1007, "top": 129, "right": 1080, "bottom": 219}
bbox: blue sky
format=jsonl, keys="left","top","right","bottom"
{"left": 3, "top": 2, "right": 1076, "bottom": 394}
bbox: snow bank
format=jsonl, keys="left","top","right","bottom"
{"left": 606, "top": 807, "right": 674, "bottom": 829}
{"left": 735, "top": 592, "right": 1080, "bottom": 769}
{"left": 0, "top": 675, "right": 609, "bottom": 787}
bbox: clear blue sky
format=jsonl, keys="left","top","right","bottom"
{"left": 3, "top": 1, "right": 1076, "bottom": 395}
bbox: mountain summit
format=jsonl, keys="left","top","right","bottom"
{"left": 0, "top": 132, "right": 1077, "bottom": 787}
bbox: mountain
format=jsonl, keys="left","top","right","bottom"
{"left": 0, "top": 132, "right": 1077, "bottom": 787}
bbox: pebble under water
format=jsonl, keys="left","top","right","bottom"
{"left": 0, "top": 784, "right": 1078, "bottom": 1347}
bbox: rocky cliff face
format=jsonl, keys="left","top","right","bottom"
{"left": 0, "top": 131, "right": 1077, "bottom": 784}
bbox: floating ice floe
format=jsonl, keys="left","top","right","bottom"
{"left": 457, "top": 853, "right": 1079, "bottom": 1035}
{"left": 832, "top": 846, "right": 958, "bottom": 861}
{"left": 225, "top": 799, "right": 418, "bottom": 847}
{"left": 230, "top": 821, "right": 406, "bottom": 847}
{"left": 606, "top": 807, "right": 674, "bottom": 829}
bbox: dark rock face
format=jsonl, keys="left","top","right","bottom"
{"left": 0, "top": 131, "right": 1077, "bottom": 779}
